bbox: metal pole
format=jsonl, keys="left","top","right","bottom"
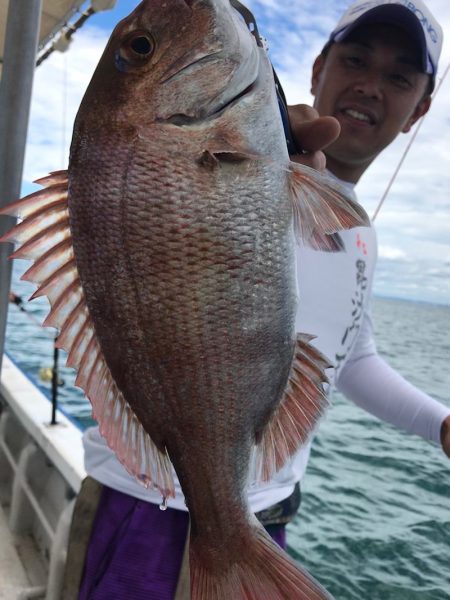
{"left": 51, "top": 341, "right": 59, "bottom": 425}
{"left": 0, "top": 0, "right": 43, "bottom": 373}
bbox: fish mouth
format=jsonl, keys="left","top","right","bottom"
{"left": 157, "top": 0, "right": 261, "bottom": 127}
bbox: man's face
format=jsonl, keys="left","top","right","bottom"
{"left": 311, "top": 23, "right": 431, "bottom": 182}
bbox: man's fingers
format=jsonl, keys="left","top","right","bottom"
{"left": 291, "top": 151, "right": 327, "bottom": 171}
{"left": 288, "top": 104, "right": 320, "bottom": 126}
{"left": 441, "top": 415, "right": 450, "bottom": 458}
{"left": 288, "top": 104, "right": 340, "bottom": 152}
{"left": 294, "top": 117, "right": 341, "bottom": 152}
{"left": 285, "top": 104, "right": 340, "bottom": 171}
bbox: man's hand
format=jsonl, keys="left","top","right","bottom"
{"left": 287, "top": 104, "right": 340, "bottom": 171}
{"left": 441, "top": 415, "right": 450, "bottom": 458}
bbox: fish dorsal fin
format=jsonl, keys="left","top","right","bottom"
{"left": 288, "top": 162, "right": 370, "bottom": 252}
{"left": 0, "top": 172, "right": 175, "bottom": 498}
{"left": 253, "top": 334, "right": 331, "bottom": 482}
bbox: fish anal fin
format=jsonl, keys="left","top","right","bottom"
{"left": 288, "top": 162, "right": 370, "bottom": 252}
{"left": 255, "top": 333, "right": 331, "bottom": 481}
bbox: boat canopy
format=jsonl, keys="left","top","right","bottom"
{"left": 0, "top": 0, "right": 117, "bottom": 77}
{"left": 0, "top": 0, "right": 83, "bottom": 76}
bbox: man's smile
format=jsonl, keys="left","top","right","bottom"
{"left": 338, "top": 104, "right": 378, "bottom": 126}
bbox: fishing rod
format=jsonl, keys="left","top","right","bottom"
{"left": 231, "top": 1, "right": 301, "bottom": 155}
{"left": 8, "top": 290, "right": 50, "bottom": 331}
{"left": 372, "top": 59, "right": 450, "bottom": 221}
{"left": 230, "top": 0, "right": 264, "bottom": 47}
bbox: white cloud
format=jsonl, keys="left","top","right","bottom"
{"left": 378, "top": 246, "right": 408, "bottom": 261}
{"left": 21, "top": 0, "right": 450, "bottom": 304}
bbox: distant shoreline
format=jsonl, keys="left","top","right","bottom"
{"left": 374, "top": 294, "right": 450, "bottom": 308}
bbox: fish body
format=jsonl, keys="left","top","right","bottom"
{"left": 0, "top": 1, "right": 369, "bottom": 598}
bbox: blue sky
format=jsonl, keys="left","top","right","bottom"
{"left": 21, "top": 0, "right": 450, "bottom": 305}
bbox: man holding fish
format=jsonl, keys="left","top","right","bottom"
{"left": 1, "top": 0, "right": 448, "bottom": 598}
{"left": 70, "top": 1, "right": 449, "bottom": 598}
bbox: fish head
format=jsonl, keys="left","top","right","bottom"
{"left": 75, "top": 0, "right": 262, "bottom": 131}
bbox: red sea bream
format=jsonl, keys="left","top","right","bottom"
{"left": 0, "top": 0, "right": 369, "bottom": 598}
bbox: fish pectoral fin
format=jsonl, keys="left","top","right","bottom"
{"left": 288, "top": 162, "right": 370, "bottom": 252}
{"left": 253, "top": 334, "right": 331, "bottom": 482}
{"left": 0, "top": 172, "right": 175, "bottom": 500}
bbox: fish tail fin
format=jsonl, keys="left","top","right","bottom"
{"left": 190, "top": 520, "right": 333, "bottom": 600}
{"left": 288, "top": 162, "right": 369, "bottom": 252}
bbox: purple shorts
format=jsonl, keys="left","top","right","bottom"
{"left": 79, "top": 485, "right": 287, "bottom": 600}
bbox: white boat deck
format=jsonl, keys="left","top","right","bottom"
{"left": 0, "top": 354, "right": 86, "bottom": 599}
{"left": 0, "top": 502, "right": 30, "bottom": 599}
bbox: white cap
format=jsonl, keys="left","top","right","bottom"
{"left": 330, "top": 1, "right": 443, "bottom": 83}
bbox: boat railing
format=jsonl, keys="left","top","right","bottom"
{"left": 0, "top": 353, "right": 85, "bottom": 599}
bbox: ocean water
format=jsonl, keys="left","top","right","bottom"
{"left": 290, "top": 298, "right": 450, "bottom": 599}
{"left": 4, "top": 261, "right": 450, "bottom": 599}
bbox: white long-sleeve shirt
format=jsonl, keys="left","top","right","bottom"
{"left": 83, "top": 180, "right": 450, "bottom": 511}
{"left": 336, "top": 310, "right": 449, "bottom": 443}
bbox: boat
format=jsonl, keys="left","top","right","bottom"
{"left": 0, "top": 2, "right": 117, "bottom": 597}
{"left": 0, "top": 354, "right": 85, "bottom": 599}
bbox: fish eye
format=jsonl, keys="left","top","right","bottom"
{"left": 130, "top": 35, "right": 153, "bottom": 56}
{"left": 115, "top": 31, "right": 155, "bottom": 71}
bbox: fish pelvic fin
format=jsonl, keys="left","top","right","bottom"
{"left": 190, "top": 517, "right": 334, "bottom": 600}
{"left": 288, "top": 162, "right": 370, "bottom": 252}
{"left": 253, "top": 334, "right": 331, "bottom": 482}
{"left": 0, "top": 173, "right": 175, "bottom": 499}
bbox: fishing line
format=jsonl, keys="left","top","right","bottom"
{"left": 61, "top": 52, "right": 69, "bottom": 168}
{"left": 372, "top": 59, "right": 450, "bottom": 222}
{"left": 9, "top": 291, "right": 55, "bottom": 339}
{"left": 9, "top": 291, "right": 65, "bottom": 400}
